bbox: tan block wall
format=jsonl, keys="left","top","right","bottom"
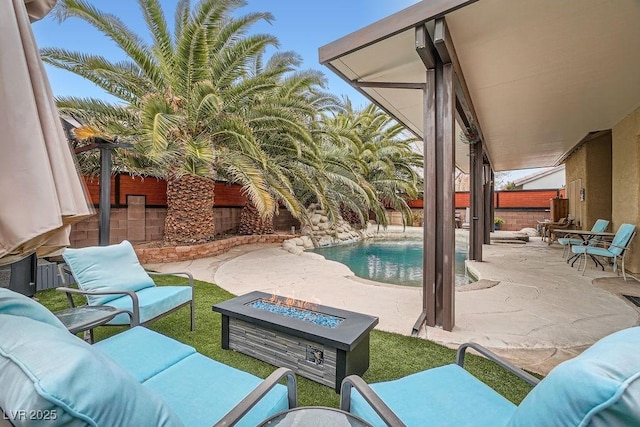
{"left": 494, "top": 210, "right": 549, "bottom": 231}
{"left": 215, "top": 207, "right": 242, "bottom": 235}
{"left": 70, "top": 207, "right": 167, "bottom": 248}
{"left": 71, "top": 206, "right": 299, "bottom": 248}
{"left": 612, "top": 107, "right": 640, "bottom": 273}
{"left": 401, "top": 208, "right": 547, "bottom": 231}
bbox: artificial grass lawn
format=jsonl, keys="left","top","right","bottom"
{"left": 37, "top": 276, "right": 536, "bottom": 408}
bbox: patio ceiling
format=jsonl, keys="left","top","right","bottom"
{"left": 319, "top": 0, "right": 640, "bottom": 172}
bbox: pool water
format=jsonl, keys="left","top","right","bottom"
{"left": 311, "top": 239, "right": 472, "bottom": 287}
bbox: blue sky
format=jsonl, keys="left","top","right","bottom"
{"left": 32, "top": 0, "right": 420, "bottom": 107}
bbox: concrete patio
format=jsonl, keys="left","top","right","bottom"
{"left": 147, "top": 227, "right": 640, "bottom": 375}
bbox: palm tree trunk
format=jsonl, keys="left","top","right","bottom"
{"left": 239, "top": 202, "right": 274, "bottom": 235}
{"left": 164, "top": 174, "right": 216, "bottom": 244}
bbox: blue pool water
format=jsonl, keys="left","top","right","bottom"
{"left": 311, "top": 239, "right": 472, "bottom": 287}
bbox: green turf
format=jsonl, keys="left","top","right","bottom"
{"left": 37, "top": 276, "right": 537, "bottom": 408}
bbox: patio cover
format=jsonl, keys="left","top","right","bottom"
{"left": 319, "top": 0, "right": 640, "bottom": 172}
{"left": 0, "top": 0, "right": 93, "bottom": 265}
{"left": 320, "top": 0, "right": 640, "bottom": 331}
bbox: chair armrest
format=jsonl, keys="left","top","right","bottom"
{"left": 456, "top": 343, "right": 540, "bottom": 386}
{"left": 215, "top": 368, "right": 297, "bottom": 427}
{"left": 339, "top": 375, "right": 406, "bottom": 427}
{"left": 56, "top": 287, "right": 140, "bottom": 326}
{"left": 146, "top": 271, "right": 194, "bottom": 287}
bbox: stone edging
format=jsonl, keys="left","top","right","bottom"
{"left": 135, "top": 234, "right": 294, "bottom": 264}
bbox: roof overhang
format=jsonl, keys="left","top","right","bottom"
{"left": 319, "top": 0, "right": 640, "bottom": 172}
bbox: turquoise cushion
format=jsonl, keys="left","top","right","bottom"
{"left": 0, "top": 287, "right": 65, "bottom": 330}
{"left": 105, "top": 286, "right": 192, "bottom": 325}
{"left": 351, "top": 364, "right": 516, "bottom": 426}
{"left": 508, "top": 327, "right": 640, "bottom": 426}
{"left": 62, "top": 241, "right": 155, "bottom": 305}
{"left": 95, "top": 326, "right": 196, "bottom": 382}
{"left": 0, "top": 314, "right": 183, "bottom": 427}
{"left": 557, "top": 237, "right": 582, "bottom": 246}
{"left": 144, "top": 353, "right": 289, "bottom": 427}
{"left": 572, "top": 246, "right": 614, "bottom": 257}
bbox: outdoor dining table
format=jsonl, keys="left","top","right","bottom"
{"left": 559, "top": 229, "right": 616, "bottom": 269}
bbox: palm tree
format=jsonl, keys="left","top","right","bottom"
{"left": 45, "top": 0, "right": 307, "bottom": 244}
{"left": 237, "top": 64, "right": 345, "bottom": 235}
{"left": 320, "top": 103, "right": 423, "bottom": 227}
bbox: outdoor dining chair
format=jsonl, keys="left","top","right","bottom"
{"left": 340, "top": 326, "right": 640, "bottom": 426}
{"left": 543, "top": 217, "right": 574, "bottom": 245}
{"left": 571, "top": 223, "right": 636, "bottom": 281}
{"left": 60, "top": 240, "right": 195, "bottom": 330}
{"left": 557, "top": 218, "right": 609, "bottom": 258}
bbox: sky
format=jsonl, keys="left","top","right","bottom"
{"left": 32, "top": 0, "right": 421, "bottom": 107}
{"left": 31, "top": 0, "right": 539, "bottom": 181}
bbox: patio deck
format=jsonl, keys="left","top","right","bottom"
{"left": 146, "top": 226, "right": 640, "bottom": 375}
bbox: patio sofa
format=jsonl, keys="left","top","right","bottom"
{"left": 341, "top": 327, "right": 640, "bottom": 426}
{"left": 0, "top": 288, "right": 296, "bottom": 427}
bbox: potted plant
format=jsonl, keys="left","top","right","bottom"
{"left": 494, "top": 217, "right": 505, "bottom": 231}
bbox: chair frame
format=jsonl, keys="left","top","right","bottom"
{"left": 216, "top": 367, "right": 298, "bottom": 426}
{"left": 545, "top": 218, "right": 574, "bottom": 245}
{"left": 576, "top": 231, "right": 636, "bottom": 281}
{"left": 558, "top": 219, "right": 610, "bottom": 258}
{"left": 339, "top": 343, "right": 539, "bottom": 427}
{"left": 57, "top": 264, "right": 195, "bottom": 331}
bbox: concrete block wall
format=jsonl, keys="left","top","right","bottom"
{"left": 495, "top": 210, "right": 549, "bottom": 231}
{"left": 215, "top": 207, "right": 242, "bottom": 235}
{"left": 273, "top": 209, "right": 300, "bottom": 232}
{"left": 145, "top": 208, "right": 166, "bottom": 241}
{"left": 70, "top": 205, "right": 299, "bottom": 248}
{"left": 69, "top": 206, "right": 163, "bottom": 248}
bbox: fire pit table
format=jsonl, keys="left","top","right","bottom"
{"left": 212, "top": 291, "right": 378, "bottom": 392}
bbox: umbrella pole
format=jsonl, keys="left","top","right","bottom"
{"left": 98, "top": 144, "right": 112, "bottom": 246}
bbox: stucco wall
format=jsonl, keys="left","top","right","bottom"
{"left": 584, "top": 133, "right": 612, "bottom": 230}
{"left": 612, "top": 107, "right": 640, "bottom": 273}
{"left": 564, "top": 133, "right": 612, "bottom": 231}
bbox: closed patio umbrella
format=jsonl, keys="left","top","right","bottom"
{"left": 0, "top": 0, "right": 93, "bottom": 267}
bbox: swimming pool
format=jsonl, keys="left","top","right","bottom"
{"left": 311, "top": 239, "right": 472, "bottom": 287}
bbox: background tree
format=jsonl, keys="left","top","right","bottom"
{"left": 319, "top": 102, "right": 423, "bottom": 227}
{"left": 46, "top": 0, "right": 311, "bottom": 244}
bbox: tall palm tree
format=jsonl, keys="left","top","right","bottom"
{"left": 45, "top": 0, "right": 307, "bottom": 244}
{"left": 321, "top": 103, "right": 423, "bottom": 227}
{"left": 237, "top": 63, "right": 345, "bottom": 235}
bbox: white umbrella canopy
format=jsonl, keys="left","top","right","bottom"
{"left": 0, "top": 0, "right": 93, "bottom": 266}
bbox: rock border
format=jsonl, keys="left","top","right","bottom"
{"left": 135, "top": 234, "right": 293, "bottom": 264}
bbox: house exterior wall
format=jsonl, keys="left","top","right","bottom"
{"left": 521, "top": 168, "right": 565, "bottom": 190}
{"left": 584, "top": 133, "right": 613, "bottom": 231}
{"left": 612, "top": 106, "right": 640, "bottom": 273}
{"left": 564, "top": 144, "right": 587, "bottom": 228}
{"left": 564, "top": 133, "right": 612, "bottom": 231}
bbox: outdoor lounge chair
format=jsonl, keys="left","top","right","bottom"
{"left": 340, "top": 326, "right": 640, "bottom": 426}
{"left": 571, "top": 223, "right": 636, "bottom": 281}
{"left": 557, "top": 218, "right": 609, "bottom": 258}
{"left": 60, "top": 240, "right": 195, "bottom": 330}
{"left": 0, "top": 288, "right": 296, "bottom": 426}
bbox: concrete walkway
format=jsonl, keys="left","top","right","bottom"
{"left": 146, "top": 227, "right": 640, "bottom": 375}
